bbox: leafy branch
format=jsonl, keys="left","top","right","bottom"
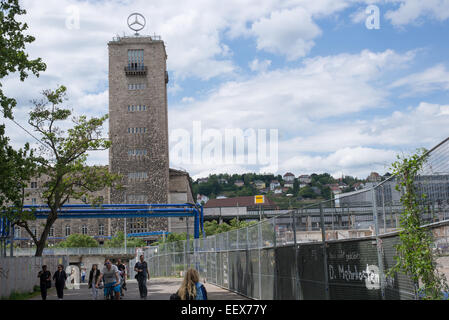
{"left": 388, "top": 148, "right": 448, "bottom": 300}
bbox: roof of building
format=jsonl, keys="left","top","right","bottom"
{"left": 283, "top": 172, "right": 295, "bottom": 177}
{"left": 204, "top": 196, "right": 275, "bottom": 208}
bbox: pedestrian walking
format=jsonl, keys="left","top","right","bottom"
{"left": 175, "top": 269, "right": 207, "bottom": 300}
{"left": 52, "top": 264, "right": 67, "bottom": 300}
{"left": 88, "top": 264, "right": 101, "bottom": 300}
{"left": 116, "top": 259, "right": 126, "bottom": 296}
{"left": 37, "top": 265, "right": 51, "bottom": 300}
{"left": 81, "top": 268, "right": 86, "bottom": 283}
{"left": 134, "top": 255, "right": 149, "bottom": 299}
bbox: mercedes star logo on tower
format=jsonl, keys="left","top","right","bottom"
{"left": 127, "top": 13, "right": 146, "bottom": 34}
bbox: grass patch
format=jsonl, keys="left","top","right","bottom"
{"left": 2, "top": 285, "right": 42, "bottom": 300}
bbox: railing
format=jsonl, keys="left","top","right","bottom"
{"left": 7, "top": 247, "right": 137, "bottom": 256}
{"left": 111, "top": 34, "right": 162, "bottom": 42}
{"left": 125, "top": 66, "right": 147, "bottom": 76}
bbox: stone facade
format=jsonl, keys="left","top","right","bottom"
{"left": 14, "top": 36, "right": 195, "bottom": 247}
{"left": 108, "top": 36, "right": 170, "bottom": 235}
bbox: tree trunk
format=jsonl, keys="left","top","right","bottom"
{"left": 35, "top": 214, "right": 57, "bottom": 257}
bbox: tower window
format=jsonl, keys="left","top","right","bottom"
{"left": 128, "top": 49, "right": 144, "bottom": 69}
{"left": 128, "top": 83, "right": 146, "bottom": 90}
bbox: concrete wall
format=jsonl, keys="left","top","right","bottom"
{"left": 0, "top": 256, "right": 68, "bottom": 299}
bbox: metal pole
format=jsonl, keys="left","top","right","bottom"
{"left": 186, "top": 218, "right": 190, "bottom": 268}
{"left": 382, "top": 186, "right": 386, "bottom": 233}
{"left": 258, "top": 222, "right": 262, "bottom": 300}
{"left": 372, "top": 188, "right": 386, "bottom": 299}
{"left": 291, "top": 210, "right": 302, "bottom": 300}
{"left": 124, "top": 218, "right": 127, "bottom": 252}
{"left": 319, "top": 204, "right": 330, "bottom": 300}
{"left": 215, "top": 235, "right": 218, "bottom": 285}
{"left": 10, "top": 224, "right": 14, "bottom": 257}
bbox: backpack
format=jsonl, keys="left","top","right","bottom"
{"left": 195, "top": 282, "right": 206, "bottom": 300}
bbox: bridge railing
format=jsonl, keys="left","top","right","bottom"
{"left": 143, "top": 137, "right": 449, "bottom": 300}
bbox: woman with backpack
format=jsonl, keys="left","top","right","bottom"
{"left": 174, "top": 268, "right": 207, "bottom": 300}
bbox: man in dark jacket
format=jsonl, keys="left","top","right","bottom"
{"left": 37, "top": 265, "right": 51, "bottom": 300}
{"left": 52, "top": 264, "right": 67, "bottom": 300}
{"left": 134, "top": 255, "right": 149, "bottom": 299}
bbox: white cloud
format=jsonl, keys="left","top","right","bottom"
{"left": 385, "top": 0, "right": 449, "bottom": 26}
{"left": 181, "top": 97, "right": 195, "bottom": 103}
{"left": 390, "top": 64, "right": 449, "bottom": 96}
{"left": 164, "top": 49, "right": 449, "bottom": 178}
{"left": 281, "top": 147, "right": 398, "bottom": 178}
{"left": 249, "top": 59, "right": 272, "bottom": 73}
{"left": 251, "top": 7, "right": 322, "bottom": 60}
{"left": 168, "top": 49, "right": 415, "bottom": 133}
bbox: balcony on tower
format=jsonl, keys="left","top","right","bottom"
{"left": 126, "top": 49, "right": 147, "bottom": 76}
{"left": 125, "top": 65, "right": 147, "bottom": 76}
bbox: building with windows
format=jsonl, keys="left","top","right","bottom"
{"left": 14, "top": 33, "right": 194, "bottom": 247}
{"left": 283, "top": 172, "right": 295, "bottom": 183}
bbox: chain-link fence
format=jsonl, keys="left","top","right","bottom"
{"left": 142, "top": 137, "right": 449, "bottom": 300}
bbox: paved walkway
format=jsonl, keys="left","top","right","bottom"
{"left": 30, "top": 278, "right": 249, "bottom": 300}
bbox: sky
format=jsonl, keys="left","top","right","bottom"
{"left": 2, "top": 0, "right": 449, "bottom": 180}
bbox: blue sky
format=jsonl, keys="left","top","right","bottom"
{"left": 2, "top": 0, "right": 449, "bottom": 180}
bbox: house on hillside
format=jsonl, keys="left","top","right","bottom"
{"left": 270, "top": 180, "right": 281, "bottom": 191}
{"left": 353, "top": 182, "right": 365, "bottom": 191}
{"left": 197, "top": 177, "right": 209, "bottom": 184}
{"left": 254, "top": 180, "right": 266, "bottom": 189}
{"left": 218, "top": 178, "right": 228, "bottom": 184}
{"left": 259, "top": 187, "right": 270, "bottom": 194}
{"left": 196, "top": 194, "right": 209, "bottom": 204}
{"left": 284, "top": 182, "right": 294, "bottom": 189}
{"left": 298, "top": 175, "right": 312, "bottom": 184}
{"left": 367, "top": 172, "right": 381, "bottom": 182}
{"left": 283, "top": 172, "right": 295, "bottom": 182}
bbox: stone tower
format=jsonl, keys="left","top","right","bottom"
{"left": 108, "top": 35, "right": 170, "bottom": 234}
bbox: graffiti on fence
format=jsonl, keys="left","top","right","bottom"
{"left": 65, "top": 265, "right": 80, "bottom": 290}
{"left": 0, "top": 266, "right": 9, "bottom": 279}
{"left": 328, "top": 263, "right": 395, "bottom": 290}
{"left": 328, "top": 250, "right": 360, "bottom": 261}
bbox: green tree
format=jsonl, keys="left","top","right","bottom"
{"left": 0, "top": 0, "right": 46, "bottom": 119}
{"left": 389, "top": 149, "right": 448, "bottom": 299}
{"left": 104, "top": 231, "right": 146, "bottom": 248}
{"left": 299, "top": 185, "right": 316, "bottom": 199}
{"left": 9, "top": 86, "right": 121, "bottom": 256}
{"left": 0, "top": 125, "right": 38, "bottom": 226}
{"left": 55, "top": 233, "right": 99, "bottom": 248}
{"left": 0, "top": 0, "right": 46, "bottom": 230}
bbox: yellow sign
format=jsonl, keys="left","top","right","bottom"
{"left": 254, "top": 195, "right": 265, "bottom": 204}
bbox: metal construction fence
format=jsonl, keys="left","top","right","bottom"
{"left": 141, "top": 137, "right": 449, "bottom": 299}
